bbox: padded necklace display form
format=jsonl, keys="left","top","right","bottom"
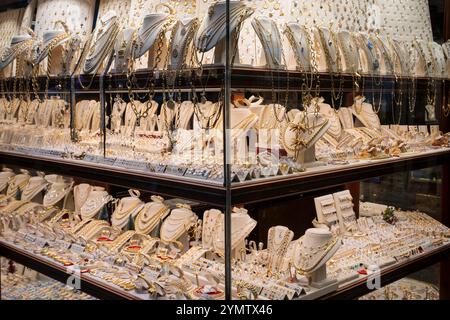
{"left": 195, "top": 1, "right": 254, "bottom": 52}
{"left": 251, "top": 16, "right": 283, "bottom": 68}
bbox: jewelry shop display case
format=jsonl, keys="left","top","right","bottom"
{"left": 1, "top": 0, "right": 450, "bottom": 300}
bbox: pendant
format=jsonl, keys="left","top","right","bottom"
{"left": 167, "top": 99, "right": 176, "bottom": 110}
{"left": 200, "top": 94, "right": 207, "bottom": 104}
{"left": 172, "top": 48, "right": 179, "bottom": 59}
{"left": 425, "top": 105, "right": 436, "bottom": 122}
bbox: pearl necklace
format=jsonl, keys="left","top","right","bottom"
{"left": 80, "top": 190, "right": 111, "bottom": 220}
{"left": 21, "top": 177, "right": 48, "bottom": 202}
{"left": 6, "top": 173, "right": 30, "bottom": 198}
{"left": 109, "top": 230, "right": 136, "bottom": 253}
{"left": 160, "top": 205, "right": 197, "bottom": 242}
{"left": 111, "top": 196, "right": 144, "bottom": 229}
{"left": 135, "top": 197, "right": 170, "bottom": 235}
{"left": 213, "top": 210, "right": 257, "bottom": 255}
{"left": 43, "top": 181, "right": 73, "bottom": 207}
{"left": 73, "top": 184, "right": 93, "bottom": 215}
{"left": 0, "top": 170, "right": 15, "bottom": 193}
{"left": 201, "top": 209, "right": 222, "bottom": 250}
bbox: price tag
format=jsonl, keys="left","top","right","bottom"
{"left": 70, "top": 243, "right": 85, "bottom": 255}
{"left": 35, "top": 237, "right": 48, "bottom": 248}
{"left": 155, "top": 164, "right": 167, "bottom": 173}
{"left": 408, "top": 126, "right": 419, "bottom": 134}
{"left": 24, "top": 234, "right": 37, "bottom": 243}
{"left": 279, "top": 286, "right": 296, "bottom": 300}
{"left": 122, "top": 160, "right": 149, "bottom": 172}
{"left": 105, "top": 256, "right": 116, "bottom": 265}
{"left": 101, "top": 157, "right": 117, "bottom": 166}
{"left": 84, "top": 155, "right": 98, "bottom": 163}
{"left": 16, "top": 230, "right": 27, "bottom": 240}
{"left": 283, "top": 282, "right": 305, "bottom": 297}
{"left": 56, "top": 239, "right": 72, "bottom": 250}
{"left": 166, "top": 166, "right": 187, "bottom": 176}
{"left": 125, "top": 263, "right": 142, "bottom": 274}
{"left": 192, "top": 169, "right": 211, "bottom": 180}
{"left": 142, "top": 267, "right": 161, "bottom": 282}
{"left": 147, "top": 163, "right": 156, "bottom": 172}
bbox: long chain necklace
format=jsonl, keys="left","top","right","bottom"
{"left": 284, "top": 25, "right": 314, "bottom": 109}
{"left": 408, "top": 76, "right": 417, "bottom": 114}
{"left": 31, "top": 32, "right": 69, "bottom": 103}
{"left": 318, "top": 28, "right": 344, "bottom": 111}
{"left": 191, "top": 3, "right": 248, "bottom": 130}
{"left": 251, "top": 18, "right": 288, "bottom": 123}
{"left": 426, "top": 42, "right": 438, "bottom": 119}
{"left": 443, "top": 82, "right": 450, "bottom": 118}
{"left": 76, "top": 17, "right": 120, "bottom": 89}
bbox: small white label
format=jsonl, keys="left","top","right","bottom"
{"left": 24, "top": 234, "right": 37, "bottom": 243}
{"left": 70, "top": 243, "right": 85, "bottom": 255}
{"left": 56, "top": 239, "right": 72, "bottom": 250}
{"left": 142, "top": 267, "right": 160, "bottom": 282}
{"left": 105, "top": 256, "right": 116, "bottom": 265}
{"left": 35, "top": 237, "right": 48, "bottom": 248}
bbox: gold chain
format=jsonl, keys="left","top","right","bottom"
{"left": 318, "top": 28, "right": 344, "bottom": 111}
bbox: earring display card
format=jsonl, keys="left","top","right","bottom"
{"left": 0, "top": 9, "right": 22, "bottom": 48}
{"left": 97, "top": 0, "right": 132, "bottom": 28}
{"left": 34, "top": 0, "right": 96, "bottom": 41}
{"left": 289, "top": 0, "right": 371, "bottom": 32}
{"left": 20, "top": 0, "right": 37, "bottom": 31}
{"left": 314, "top": 194, "right": 339, "bottom": 226}
{"left": 371, "top": 0, "right": 433, "bottom": 43}
{"left": 333, "top": 190, "right": 357, "bottom": 234}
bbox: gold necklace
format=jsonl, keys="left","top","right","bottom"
{"left": 443, "top": 83, "right": 450, "bottom": 118}
{"left": 294, "top": 237, "right": 339, "bottom": 275}
{"left": 318, "top": 28, "right": 344, "bottom": 111}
